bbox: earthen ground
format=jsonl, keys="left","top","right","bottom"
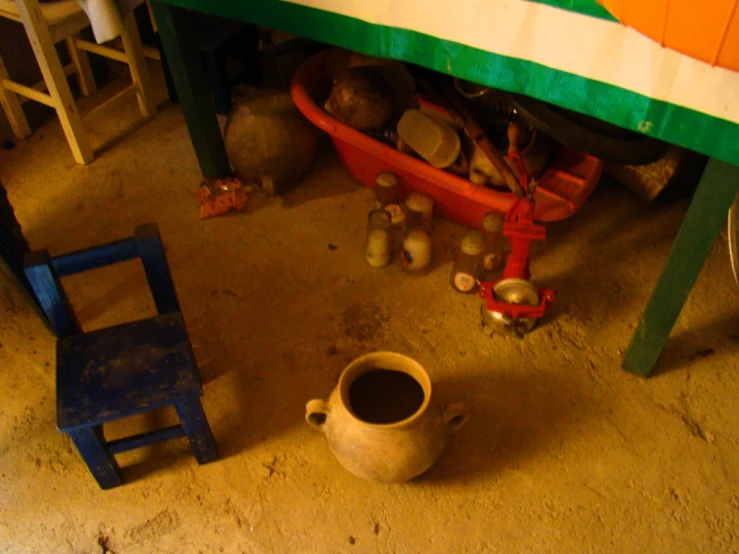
{"left": 1, "top": 64, "right": 738, "bottom": 554}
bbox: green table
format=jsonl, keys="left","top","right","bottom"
{"left": 150, "top": 0, "right": 739, "bottom": 377}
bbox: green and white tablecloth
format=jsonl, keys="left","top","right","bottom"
{"left": 164, "top": 0, "right": 739, "bottom": 166}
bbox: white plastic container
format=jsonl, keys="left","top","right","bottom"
{"left": 451, "top": 231, "right": 484, "bottom": 293}
{"left": 397, "top": 109, "right": 461, "bottom": 169}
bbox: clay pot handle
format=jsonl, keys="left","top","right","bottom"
{"left": 305, "top": 399, "right": 329, "bottom": 430}
{"left": 443, "top": 403, "right": 469, "bottom": 433}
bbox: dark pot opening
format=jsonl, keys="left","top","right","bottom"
{"left": 348, "top": 369, "right": 426, "bottom": 424}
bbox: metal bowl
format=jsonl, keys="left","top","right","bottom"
{"left": 481, "top": 278, "right": 540, "bottom": 337}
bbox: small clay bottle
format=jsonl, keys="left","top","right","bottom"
{"left": 451, "top": 231, "right": 484, "bottom": 293}
{"left": 406, "top": 192, "right": 434, "bottom": 231}
{"left": 375, "top": 172, "right": 400, "bottom": 209}
{"left": 481, "top": 212, "right": 505, "bottom": 276}
{"left": 402, "top": 228, "right": 432, "bottom": 272}
{"left": 384, "top": 203, "right": 407, "bottom": 255}
{"left": 365, "top": 209, "right": 392, "bottom": 268}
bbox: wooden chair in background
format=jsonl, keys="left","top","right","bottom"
{"left": 0, "top": 0, "right": 156, "bottom": 164}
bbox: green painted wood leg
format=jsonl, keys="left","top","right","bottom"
{"left": 150, "top": 2, "right": 231, "bottom": 179}
{"left": 623, "top": 159, "right": 739, "bottom": 377}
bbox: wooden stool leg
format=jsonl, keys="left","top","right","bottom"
{"left": 0, "top": 52, "right": 32, "bottom": 139}
{"left": 65, "top": 36, "right": 97, "bottom": 96}
{"left": 68, "top": 426, "right": 122, "bottom": 489}
{"left": 120, "top": 12, "right": 156, "bottom": 117}
{"left": 14, "top": 0, "right": 94, "bottom": 164}
{"left": 175, "top": 397, "right": 218, "bottom": 464}
{"left": 145, "top": 0, "right": 158, "bottom": 32}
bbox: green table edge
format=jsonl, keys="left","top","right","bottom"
{"left": 529, "top": 0, "right": 617, "bottom": 21}
{"left": 159, "top": 0, "right": 738, "bottom": 167}
{"left": 151, "top": 2, "right": 230, "bottom": 178}
{"left": 623, "top": 159, "right": 739, "bottom": 377}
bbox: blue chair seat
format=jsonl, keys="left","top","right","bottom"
{"left": 57, "top": 312, "right": 200, "bottom": 431}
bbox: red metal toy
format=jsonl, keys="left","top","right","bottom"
{"left": 479, "top": 127, "right": 555, "bottom": 337}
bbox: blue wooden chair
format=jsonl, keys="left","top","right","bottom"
{"left": 23, "top": 223, "right": 217, "bottom": 489}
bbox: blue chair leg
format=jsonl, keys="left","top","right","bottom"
{"left": 68, "top": 426, "right": 122, "bottom": 489}
{"left": 175, "top": 397, "right": 218, "bottom": 464}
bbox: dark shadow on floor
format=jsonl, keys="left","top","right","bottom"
{"left": 205, "top": 282, "right": 350, "bottom": 458}
{"left": 107, "top": 407, "right": 203, "bottom": 485}
{"left": 534, "top": 178, "right": 689, "bottom": 327}
{"left": 650, "top": 314, "right": 739, "bottom": 378}
{"left": 92, "top": 112, "right": 161, "bottom": 160}
{"left": 417, "top": 366, "right": 601, "bottom": 483}
{"left": 280, "top": 137, "right": 359, "bottom": 209}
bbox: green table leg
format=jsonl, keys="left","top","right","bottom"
{"left": 623, "top": 159, "right": 739, "bottom": 377}
{"left": 150, "top": 2, "right": 231, "bottom": 179}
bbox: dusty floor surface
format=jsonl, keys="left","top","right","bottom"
{"left": 1, "top": 64, "right": 738, "bottom": 554}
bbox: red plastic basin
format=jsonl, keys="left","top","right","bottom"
{"left": 291, "top": 51, "right": 603, "bottom": 227}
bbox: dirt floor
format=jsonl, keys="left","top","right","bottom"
{"left": 1, "top": 64, "right": 738, "bottom": 554}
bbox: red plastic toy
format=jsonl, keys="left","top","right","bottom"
{"left": 479, "top": 141, "right": 555, "bottom": 336}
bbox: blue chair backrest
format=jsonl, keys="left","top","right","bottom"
{"left": 23, "top": 223, "right": 180, "bottom": 338}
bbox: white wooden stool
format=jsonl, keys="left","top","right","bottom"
{"left": 0, "top": 0, "right": 155, "bottom": 164}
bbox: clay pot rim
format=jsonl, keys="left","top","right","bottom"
{"left": 338, "top": 351, "right": 432, "bottom": 429}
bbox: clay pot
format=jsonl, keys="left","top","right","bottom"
{"left": 224, "top": 88, "right": 317, "bottom": 196}
{"left": 306, "top": 352, "right": 468, "bottom": 483}
{"left": 323, "top": 67, "right": 394, "bottom": 131}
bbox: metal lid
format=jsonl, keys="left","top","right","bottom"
{"left": 482, "top": 278, "right": 540, "bottom": 336}
{"left": 482, "top": 212, "right": 505, "bottom": 232}
{"left": 493, "top": 278, "right": 539, "bottom": 306}
{"left": 461, "top": 231, "right": 484, "bottom": 255}
{"left": 404, "top": 228, "right": 431, "bottom": 245}
{"left": 385, "top": 204, "right": 406, "bottom": 224}
{"left": 376, "top": 172, "right": 399, "bottom": 189}
{"left": 406, "top": 192, "right": 434, "bottom": 214}
{"left": 368, "top": 208, "right": 391, "bottom": 226}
